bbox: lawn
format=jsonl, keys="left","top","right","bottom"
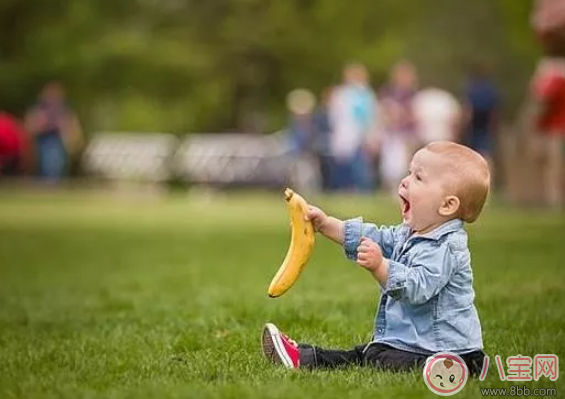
{"left": 0, "top": 188, "right": 563, "bottom": 398}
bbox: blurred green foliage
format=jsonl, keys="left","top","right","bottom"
{"left": 0, "top": 0, "right": 540, "bottom": 134}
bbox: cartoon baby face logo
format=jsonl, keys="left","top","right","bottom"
{"left": 424, "top": 352, "right": 469, "bottom": 396}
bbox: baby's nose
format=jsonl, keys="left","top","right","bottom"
{"left": 400, "top": 176, "right": 409, "bottom": 188}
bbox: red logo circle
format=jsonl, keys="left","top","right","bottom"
{"left": 423, "top": 352, "right": 469, "bottom": 396}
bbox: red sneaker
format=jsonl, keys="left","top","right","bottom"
{"left": 261, "top": 323, "right": 300, "bottom": 369}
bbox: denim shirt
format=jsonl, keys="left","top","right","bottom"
{"left": 343, "top": 217, "right": 483, "bottom": 355}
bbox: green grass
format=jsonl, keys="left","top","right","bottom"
{"left": 0, "top": 189, "right": 564, "bottom": 398}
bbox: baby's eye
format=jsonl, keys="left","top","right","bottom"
{"left": 415, "top": 174, "right": 422, "bottom": 181}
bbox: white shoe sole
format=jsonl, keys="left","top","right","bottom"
{"left": 261, "top": 323, "right": 295, "bottom": 368}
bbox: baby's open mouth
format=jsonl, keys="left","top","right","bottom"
{"left": 400, "top": 194, "right": 411, "bottom": 215}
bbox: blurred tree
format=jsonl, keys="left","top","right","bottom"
{"left": 0, "top": 0, "right": 539, "bottom": 134}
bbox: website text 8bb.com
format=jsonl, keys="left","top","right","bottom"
{"left": 480, "top": 385, "right": 557, "bottom": 397}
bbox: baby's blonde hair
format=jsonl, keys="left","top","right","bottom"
{"left": 425, "top": 141, "right": 491, "bottom": 223}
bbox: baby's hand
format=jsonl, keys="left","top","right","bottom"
{"left": 356, "top": 237, "right": 383, "bottom": 272}
{"left": 305, "top": 205, "right": 328, "bottom": 232}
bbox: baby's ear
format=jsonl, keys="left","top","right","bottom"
{"left": 439, "top": 195, "right": 460, "bottom": 218}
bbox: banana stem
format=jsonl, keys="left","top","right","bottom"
{"left": 284, "top": 188, "right": 294, "bottom": 202}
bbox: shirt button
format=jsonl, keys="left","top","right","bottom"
{"left": 377, "top": 328, "right": 384, "bottom": 333}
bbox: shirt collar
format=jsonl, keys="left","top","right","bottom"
{"left": 402, "top": 218, "right": 464, "bottom": 241}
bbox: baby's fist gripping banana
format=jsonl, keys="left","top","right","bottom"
{"left": 268, "top": 188, "right": 316, "bottom": 298}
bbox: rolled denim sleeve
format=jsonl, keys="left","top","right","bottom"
{"left": 385, "top": 244, "right": 453, "bottom": 304}
{"left": 343, "top": 217, "right": 397, "bottom": 260}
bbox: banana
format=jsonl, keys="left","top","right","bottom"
{"left": 268, "top": 188, "right": 316, "bottom": 298}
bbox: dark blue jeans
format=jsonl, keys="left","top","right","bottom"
{"left": 327, "top": 150, "right": 374, "bottom": 192}
{"left": 35, "top": 132, "right": 67, "bottom": 181}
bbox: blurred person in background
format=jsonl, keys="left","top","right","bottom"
{"left": 0, "top": 111, "right": 27, "bottom": 177}
{"left": 327, "top": 63, "right": 378, "bottom": 193}
{"left": 412, "top": 86, "right": 462, "bottom": 145}
{"left": 378, "top": 60, "right": 419, "bottom": 197}
{"left": 286, "top": 88, "right": 318, "bottom": 156}
{"left": 312, "top": 87, "right": 334, "bottom": 191}
{"left": 285, "top": 88, "right": 325, "bottom": 193}
{"left": 529, "top": 0, "right": 565, "bottom": 208}
{"left": 286, "top": 87, "right": 336, "bottom": 192}
{"left": 462, "top": 66, "right": 500, "bottom": 177}
{"left": 529, "top": 57, "right": 565, "bottom": 209}
{"left": 25, "top": 81, "right": 84, "bottom": 182}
